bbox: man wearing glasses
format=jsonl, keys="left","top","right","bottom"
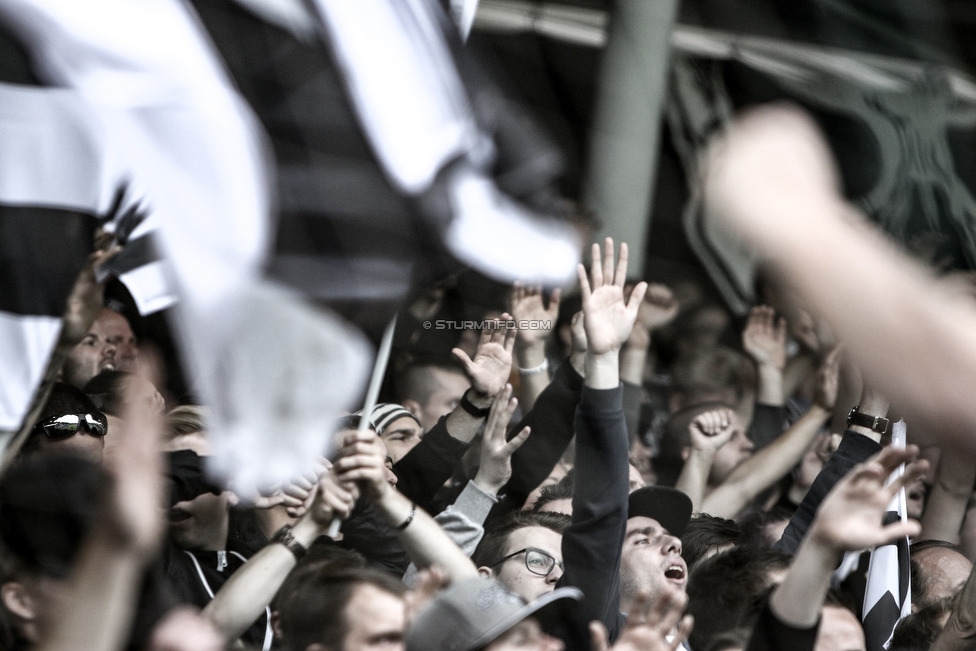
{"left": 474, "top": 240, "right": 650, "bottom": 649}
{"left": 20, "top": 383, "right": 108, "bottom": 461}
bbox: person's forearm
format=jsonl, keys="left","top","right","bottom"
{"left": 619, "top": 345, "right": 648, "bottom": 386}
{"left": 444, "top": 393, "right": 492, "bottom": 444}
{"left": 675, "top": 449, "right": 716, "bottom": 512}
{"left": 748, "top": 195, "right": 976, "bottom": 452}
{"left": 770, "top": 536, "right": 837, "bottom": 628}
{"left": 756, "top": 364, "right": 785, "bottom": 406}
{"left": 373, "top": 488, "right": 478, "bottom": 583}
{"left": 774, "top": 430, "right": 882, "bottom": 555}
{"left": 515, "top": 342, "right": 550, "bottom": 412}
{"left": 203, "top": 515, "right": 323, "bottom": 641}
{"left": 921, "top": 451, "right": 976, "bottom": 544}
{"left": 36, "top": 530, "right": 146, "bottom": 651}
{"left": 585, "top": 352, "right": 619, "bottom": 390}
{"left": 704, "top": 405, "right": 830, "bottom": 517}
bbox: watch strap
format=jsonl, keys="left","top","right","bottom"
{"left": 847, "top": 406, "right": 890, "bottom": 434}
{"left": 272, "top": 525, "right": 308, "bottom": 561}
{"left": 459, "top": 389, "right": 491, "bottom": 418}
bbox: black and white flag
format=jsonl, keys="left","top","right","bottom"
{"left": 861, "top": 420, "right": 912, "bottom": 651}
{"left": 0, "top": 81, "right": 118, "bottom": 432}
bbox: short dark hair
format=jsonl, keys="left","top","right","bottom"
{"left": 531, "top": 471, "right": 574, "bottom": 512}
{"left": 276, "top": 566, "right": 405, "bottom": 651}
{"left": 394, "top": 357, "right": 467, "bottom": 405}
{"left": 472, "top": 511, "right": 571, "bottom": 569}
{"left": 22, "top": 383, "right": 102, "bottom": 455}
{"left": 737, "top": 507, "right": 793, "bottom": 549}
{"left": 686, "top": 546, "right": 791, "bottom": 650}
{"left": 681, "top": 514, "right": 742, "bottom": 569}
{"left": 670, "top": 345, "right": 753, "bottom": 403}
{"left": 890, "top": 600, "right": 951, "bottom": 651}
{"left": 910, "top": 539, "right": 965, "bottom": 608}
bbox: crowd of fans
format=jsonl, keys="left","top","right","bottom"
{"left": 5, "top": 212, "right": 976, "bottom": 651}
{"left": 0, "top": 90, "right": 976, "bottom": 651}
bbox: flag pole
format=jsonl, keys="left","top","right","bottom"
{"left": 327, "top": 315, "right": 398, "bottom": 537}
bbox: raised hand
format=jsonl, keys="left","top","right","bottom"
{"left": 809, "top": 445, "right": 928, "bottom": 553}
{"left": 104, "top": 359, "right": 166, "bottom": 558}
{"left": 304, "top": 468, "right": 360, "bottom": 527}
{"left": 628, "top": 283, "right": 679, "bottom": 350}
{"left": 688, "top": 408, "right": 737, "bottom": 453}
{"left": 510, "top": 282, "right": 560, "bottom": 347}
{"left": 742, "top": 305, "right": 786, "bottom": 371}
{"left": 452, "top": 314, "right": 516, "bottom": 399}
{"left": 577, "top": 238, "right": 647, "bottom": 356}
{"left": 813, "top": 346, "right": 841, "bottom": 411}
{"left": 332, "top": 429, "right": 394, "bottom": 501}
{"left": 590, "top": 590, "right": 693, "bottom": 651}
{"left": 60, "top": 235, "right": 122, "bottom": 346}
{"left": 473, "top": 384, "right": 531, "bottom": 495}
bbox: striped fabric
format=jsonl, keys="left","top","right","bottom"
{"left": 861, "top": 421, "right": 912, "bottom": 651}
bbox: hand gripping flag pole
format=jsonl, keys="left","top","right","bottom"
{"left": 327, "top": 316, "right": 397, "bottom": 538}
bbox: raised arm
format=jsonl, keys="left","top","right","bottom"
{"left": 403, "top": 385, "right": 531, "bottom": 585}
{"left": 620, "top": 283, "right": 678, "bottom": 387}
{"left": 335, "top": 429, "right": 478, "bottom": 583}
{"left": 704, "top": 104, "right": 976, "bottom": 453}
{"left": 920, "top": 448, "right": 976, "bottom": 544}
{"left": 753, "top": 447, "right": 927, "bottom": 651}
{"left": 510, "top": 282, "right": 560, "bottom": 412}
{"left": 702, "top": 347, "right": 839, "bottom": 518}
{"left": 395, "top": 316, "right": 515, "bottom": 510}
{"left": 674, "top": 408, "right": 738, "bottom": 512}
{"left": 202, "top": 470, "right": 358, "bottom": 642}
{"left": 560, "top": 238, "right": 646, "bottom": 641}
{"left": 742, "top": 305, "right": 787, "bottom": 407}
{"left": 748, "top": 447, "right": 926, "bottom": 651}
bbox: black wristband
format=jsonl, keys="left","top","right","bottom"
{"left": 847, "top": 406, "right": 890, "bottom": 434}
{"left": 397, "top": 503, "right": 417, "bottom": 531}
{"left": 459, "top": 389, "right": 491, "bottom": 418}
{"left": 272, "top": 525, "right": 307, "bottom": 561}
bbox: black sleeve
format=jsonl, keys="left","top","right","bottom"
{"left": 745, "top": 601, "right": 819, "bottom": 651}
{"left": 622, "top": 381, "right": 643, "bottom": 446}
{"left": 392, "top": 416, "right": 469, "bottom": 514}
{"left": 499, "top": 359, "right": 584, "bottom": 502}
{"left": 774, "top": 430, "right": 882, "bottom": 555}
{"left": 557, "top": 384, "right": 629, "bottom": 645}
{"left": 748, "top": 404, "right": 789, "bottom": 451}
{"left": 339, "top": 500, "right": 411, "bottom": 576}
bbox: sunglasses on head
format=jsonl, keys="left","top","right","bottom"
{"left": 33, "top": 412, "right": 109, "bottom": 440}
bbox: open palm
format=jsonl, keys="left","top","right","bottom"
{"left": 578, "top": 238, "right": 646, "bottom": 355}
{"left": 811, "top": 446, "right": 927, "bottom": 552}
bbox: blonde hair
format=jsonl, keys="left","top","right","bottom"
{"left": 166, "top": 405, "right": 208, "bottom": 439}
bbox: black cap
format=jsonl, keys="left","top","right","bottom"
{"left": 627, "top": 486, "right": 693, "bottom": 536}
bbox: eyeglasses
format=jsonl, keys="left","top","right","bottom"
{"left": 32, "top": 413, "right": 108, "bottom": 440}
{"left": 490, "top": 547, "right": 564, "bottom": 577}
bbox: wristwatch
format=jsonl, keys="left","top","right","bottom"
{"left": 272, "top": 525, "right": 308, "bottom": 561}
{"left": 847, "top": 406, "right": 890, "bottom": 434}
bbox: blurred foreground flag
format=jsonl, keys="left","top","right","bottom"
{"left": 0, "top": 0, "right": 579, "bottom": 490}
